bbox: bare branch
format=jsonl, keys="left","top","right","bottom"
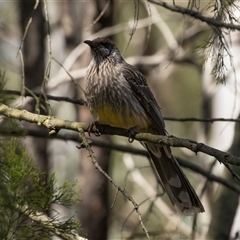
{"left": 123, "top": 154, "right": 204, "bottom": 238}
{"left": 86, "top": 0, "right": 111, "bottom": 30}
{"left": 0, "top": 103, "right": 240, "bottom": 168}
{"left": 148, "top": 0, "right": 240, "bottom": 31}
{"left": 164, "top": 117, "right": 240, "bottom": 123}
{"left": 4, "top": 127, "right": 240, "bottom": 195}
{"left": 177, "top": 158, "right": 240, "bottom": 194}
{"left": 77, "top": 129, "right": 150, "bottom": 239}
{"left": 17, "top": 0, "right": 40, "bottom": 96}
{"left": 3, "top": 90, "right": 87, "bottom": 106}
{"left": 6, "top": 90, "right": 240, "bottom": 123}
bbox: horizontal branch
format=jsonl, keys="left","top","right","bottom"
{"left": 2, "top": 127, "right": 240, "bottom": 194}
{"left": 2, "top": 128, "right": 148, "bottom": 157}
{"left": 1, "top": 105, "right": 240, "bottom": 193}
{"left": 165, "top": 117, "right": 240, "bottom": 123}
{"left": 148, "top": 0, "right": 240, "bottom": 31}
{"left": 0, "top": 103, "right": 85, "bottom": 132}
{"left": 4, "top": 90, "right": 240, "bottom": 123}
{"left": 0, "top": 103, "right": 240, "bottom": 167}
{"left": 3, "top": 90, "right": 87, "bottom": 106}
{"left": 177, "top": 158, "right": 240, "bottom": 194}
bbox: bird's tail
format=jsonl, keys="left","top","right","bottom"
{"left": 145, "top": 143, "right": 204, "bottom": 215}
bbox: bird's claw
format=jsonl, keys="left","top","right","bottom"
{"left": 87, "top": 121, "right": 101, "bottom": 137}
{"left": 127, "top": 126, "right": 139, "bottom": 143}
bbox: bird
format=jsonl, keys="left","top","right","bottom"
{"left": 84, "top": 37, "right": 204, "bottom": 215}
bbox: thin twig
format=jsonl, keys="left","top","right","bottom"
{"left": 41, "top": 0, "right": 53, "bottom": 115}
{"left": 18, "top": 0, "right": 40, "bottom": 55}
{"left": 3, "top": 90, "right": 87, "bottom": 106}
{"left": 164, "top": 117, "right": 240, "bottom": 123}
{"left": 50, "top": 13, "right": 161, "bottom": 89}
{"left": 5, "top": 91, "right": 240, "bottom": 123}
{"left": 122, "top": 154, "right": 198, "bottom": 238}
{"left": 223, "top": 161, "right": 240, "bottom": 182}
{"left": 77, "top": 129, "right": 150, "bottom": 239}
{"left": 148, "top": 0, "right": 240, "bottom": 31}
{"left": 17, "top": 0, "right": 40, "bottom": 96}
{"left": 177, "top": 158, "right": 240, "bottom": 194}
{"left": 110, "top": 188, "right": 119, "bottom": 209}
{"left": 86, "top": 0, "right": 111, "bottom": 30}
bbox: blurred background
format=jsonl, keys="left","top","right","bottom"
{"left": 1, "top": 0, "right": 240, "bottom": 239}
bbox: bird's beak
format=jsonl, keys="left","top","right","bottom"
{"left": 84, "top": 40, "right": 96, "bottom": 48}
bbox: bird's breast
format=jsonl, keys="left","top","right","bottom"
{"left": 85, "top": 62, "right": 150, "bottom": 129}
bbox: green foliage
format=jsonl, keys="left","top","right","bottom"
{"left": 205, "top": 0, "right": 239, "bottom": 84}
{"left": 0, "top": 138, "right": 81, "bottom": 240}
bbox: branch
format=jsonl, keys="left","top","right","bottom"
{"left": 77, "top": 129, "right": 150, "bottom": 239}
{"left": 1, "top": 128, "right": 148, "bottom": 157}
{"left": 2, "top": 127, "right": 240, "bottom": 194}
{"left": 3, "top": 90, "right": 87, "bottom": 106}
{"left": 122, "top": 154, "right": 202, "bottom": 238}
{"left": 148, "top": 0, "right": 240, "bottom": 31}
{"left": 97, "top": 124, "right": 240, "bottom": 167}
{"left": 0, "top": 103, "right": 85, "bottom": 133}
{"left": 18, "top": 204, "right": 87, "bottom": 240}
{"left": 177, "top": 158, "right": 240, "bottom": 194}
{"left": 164, "top": 117, "right": 240, "bottom": 123}
{"left": 0, "top": 103, "right": 240, "bottom": 167}
{"left": 4, "top": 91, "right": 240, "bottom": 123}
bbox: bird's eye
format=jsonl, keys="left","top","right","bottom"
{"left": 101, "top": 45, "right": 111, "bottom": 56}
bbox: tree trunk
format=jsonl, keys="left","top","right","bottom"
{"left": 20, "top": 0, "right": 49, "bottom": 174}
{"left": 207, "top": 121, "right": 240, "bottom": 239}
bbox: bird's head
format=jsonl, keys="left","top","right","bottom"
{"left": 84, "top": 37, "right": 122, "bottom": 65}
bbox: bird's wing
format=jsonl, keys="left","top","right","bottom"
{"left": 122, "top": 63, "right": 166, "bottom": 135}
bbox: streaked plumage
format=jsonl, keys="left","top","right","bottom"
{"left": 84, "top": 37, "right": 204, "bottom": 215}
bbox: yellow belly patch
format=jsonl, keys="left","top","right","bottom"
{"left": 92, "top": 105, "right": 149, "bottom": 129}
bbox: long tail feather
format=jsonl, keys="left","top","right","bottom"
{"left": 145, "top": 143, "right": 205, "bottom": 215}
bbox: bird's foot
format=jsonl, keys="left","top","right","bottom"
{"left": 127, "top": 126, "right": 139, "bottom": 143}
{"left": 87, "top": 121, "right": 101, "bottom": 137}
